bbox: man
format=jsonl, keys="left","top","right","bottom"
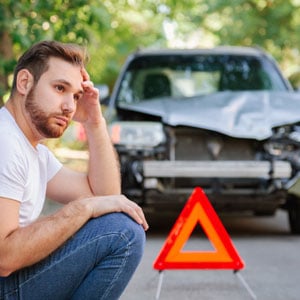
{"left": 0, "top": 40, "right": 148, "bottom": 300}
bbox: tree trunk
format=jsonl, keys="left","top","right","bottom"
{"left": 0, "top": 31, "right": 13, "bottom": 107}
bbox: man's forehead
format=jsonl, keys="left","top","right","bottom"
{"left": 46, "top": 57, "right": 83, "bottom": 86}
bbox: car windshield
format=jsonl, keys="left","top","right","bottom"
{"left": 116, "top": 54, "right": 288, "bottom": 105}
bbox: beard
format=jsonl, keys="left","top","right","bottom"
{"left": 25, "top": 87, "right": 70, "bottom": 138}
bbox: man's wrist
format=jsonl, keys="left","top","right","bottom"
{"left": 65, "top": 198, "right": 93, "bottom": 220}
{"left": 82, "top": 116, "right": 106, "bottom": 130}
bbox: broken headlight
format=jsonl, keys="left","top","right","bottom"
{"left": 109, "top": 121, "right": 166, "bottom": 149}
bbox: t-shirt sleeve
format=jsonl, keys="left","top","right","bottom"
{"left": 0, "top": 136, "right": 27, "bottom": 201}
{"left": 39, "top": 145, "right": 63, "bottom": 182}
{"left": 47, "top": 151, "right": 63, "bottom": 181}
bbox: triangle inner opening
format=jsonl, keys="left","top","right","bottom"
{"left": 182, "top": 223, "right": 215, "bottom": 252}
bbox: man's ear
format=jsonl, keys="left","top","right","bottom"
{"left": 16, "top": 69, "right": 34, "bottom": 95}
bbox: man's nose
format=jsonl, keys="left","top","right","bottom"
{"left": 61, "top": 95, "right": 76, "bottom": 113}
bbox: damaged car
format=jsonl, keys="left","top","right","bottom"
{"left": 104, "top": 47, "right": 300, "bottom": 234}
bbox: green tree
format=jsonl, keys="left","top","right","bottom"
{"left": 0, "top": 0, "right": 110, "bottom": 106}
{"left": 162, "top": 0, "right": 300, "bottom": 74}
{"left": 0, "top": 0, "right": 168, "bottom": 105}
{"left": 89, "top": 0, "right": 168, "bottom": 87}
{"left": 2, "top": 0, "right": 300, "bottom": 107}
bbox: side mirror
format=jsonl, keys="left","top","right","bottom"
{"left": 101, "top": 96, "right": 110, "bottom": 106}
{"left": 95, "top": 84, "right": 110, "bottom": 102}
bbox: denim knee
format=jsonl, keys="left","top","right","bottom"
{"left": 70, "top": 213, "right": 146, "bottom": 300}
{"left": 93, "top": 212, "right": 146, "bottom": 261}
{"left": 119, "top": 213, "right": 146, "bottom": 262}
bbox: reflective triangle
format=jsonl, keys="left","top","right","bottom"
{"left": 153, "top": 187, "right": 245, "bottom": 270}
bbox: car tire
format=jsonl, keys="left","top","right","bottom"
{"left": 287, "top": 195, "right": 300, "bottom": 234}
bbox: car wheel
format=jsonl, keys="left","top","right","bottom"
{"left": 287, "top": 195, "right": 300, "bottom": 234}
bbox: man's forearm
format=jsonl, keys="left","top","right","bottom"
{"left": 84, "top": 117, "right": 121, "bottom": 196}
{"left": 0, "top": 200, "right": 91, "bottom": 276}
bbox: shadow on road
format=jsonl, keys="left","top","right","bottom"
{"left": 145, "top": 209, "right": 291, "bottom": 237}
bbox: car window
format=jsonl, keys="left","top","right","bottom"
{"left": 116, "top": 54, "right": 287, "bottom": 105}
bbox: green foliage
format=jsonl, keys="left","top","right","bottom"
{"left": 166, "top": 0, "right": 300, "bottom": 72}
{"left": 0, "top": 0, "right": 167, "bottom": 101}
{"left": 0, "top": 0, "right": 107, "bottom": 104}
{"left": 1, "top": 0, "right": 300, "bottom": 104}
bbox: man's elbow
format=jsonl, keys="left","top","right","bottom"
{"left": 0, "top": 255, "right": 18, "bottom": 277}
{"left": 0, "top": 265, "right": 14, "bottom": 277}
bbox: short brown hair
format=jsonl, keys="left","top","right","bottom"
{"left": 11, "top": 40, "right": 88, "bottom": 92}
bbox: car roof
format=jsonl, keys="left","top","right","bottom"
{"left": 131, "top": 46, "right": 269, "bottom": 58}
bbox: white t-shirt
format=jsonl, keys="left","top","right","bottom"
{"left": 0, "top": 107, "right": 62, "bottom": 227}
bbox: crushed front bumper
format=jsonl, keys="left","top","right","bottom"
{"left": 143, "top": 160, "right": 291, "bottom": 179}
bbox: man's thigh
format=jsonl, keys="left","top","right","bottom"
{"left": 0, "top": 213, "right": 145, "bottom": 300}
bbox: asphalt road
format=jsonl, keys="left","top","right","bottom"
{"left": 121, "top": 209, "right": 300, "bottom": 300}
{"left": 43, "top": 200, "right": 300, "bottom": 300}
{"left": 46, "top": 150, "right": 300, "bottom": 299}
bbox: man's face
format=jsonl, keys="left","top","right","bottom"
{"left": 25, "top": 57, "right": 83, "bottom": 138}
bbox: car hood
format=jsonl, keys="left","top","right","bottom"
{"left": 118, "top": 91, "right": 300, "bottom": 140}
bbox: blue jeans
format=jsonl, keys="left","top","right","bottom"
{"left": 0, "top": 213, "right": 146, "bottom": 300}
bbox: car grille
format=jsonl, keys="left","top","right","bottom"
{"left": 170, "top": 127, "right": 258, "bottom": 160}
{"left": 143, "top": 126, "right": 292, "bottom": 179}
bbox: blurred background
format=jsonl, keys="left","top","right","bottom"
{"left": 2, "top": 0, "right": 300, "bottom": 98}
{"left": 1, "top": 0, "right": 300, "bottom": 123}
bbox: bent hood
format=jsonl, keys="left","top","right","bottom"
{"left": 118, "top": 91, "right": 300, "bottom": 140}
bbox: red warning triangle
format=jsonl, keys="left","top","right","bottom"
{"left": 153, "top": 187, "right": 244, "bottom": 270}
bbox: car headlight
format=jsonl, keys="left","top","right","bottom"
{"left": 289, "top": 128, "right": 300, "bottom": 143}
{"left": 109, "top": 121, "right": 166, "bottom": 148}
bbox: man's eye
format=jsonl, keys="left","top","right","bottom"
{"left": 74, "top": 93, "right": 83, "bottom": 101}
{"left": 56, "top": 85, "right": 65, "bottom": 92}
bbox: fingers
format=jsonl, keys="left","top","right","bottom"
{"left": 80, "top": 71, "right": 98, "bottom": 100}
{"left": 124, "top": 200, "right": 149, "bottom": 231}
{"left": 81, "top": 68, "right": 90, "bottom": 81}
{"left": 81, "top": 80, "right": 97, "bottom": 97}
{"left": 90, "top": 195, "right": 149, "bottom": 231}
{"left": 81, "top": 80, "right": 94, "bottom": 89}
